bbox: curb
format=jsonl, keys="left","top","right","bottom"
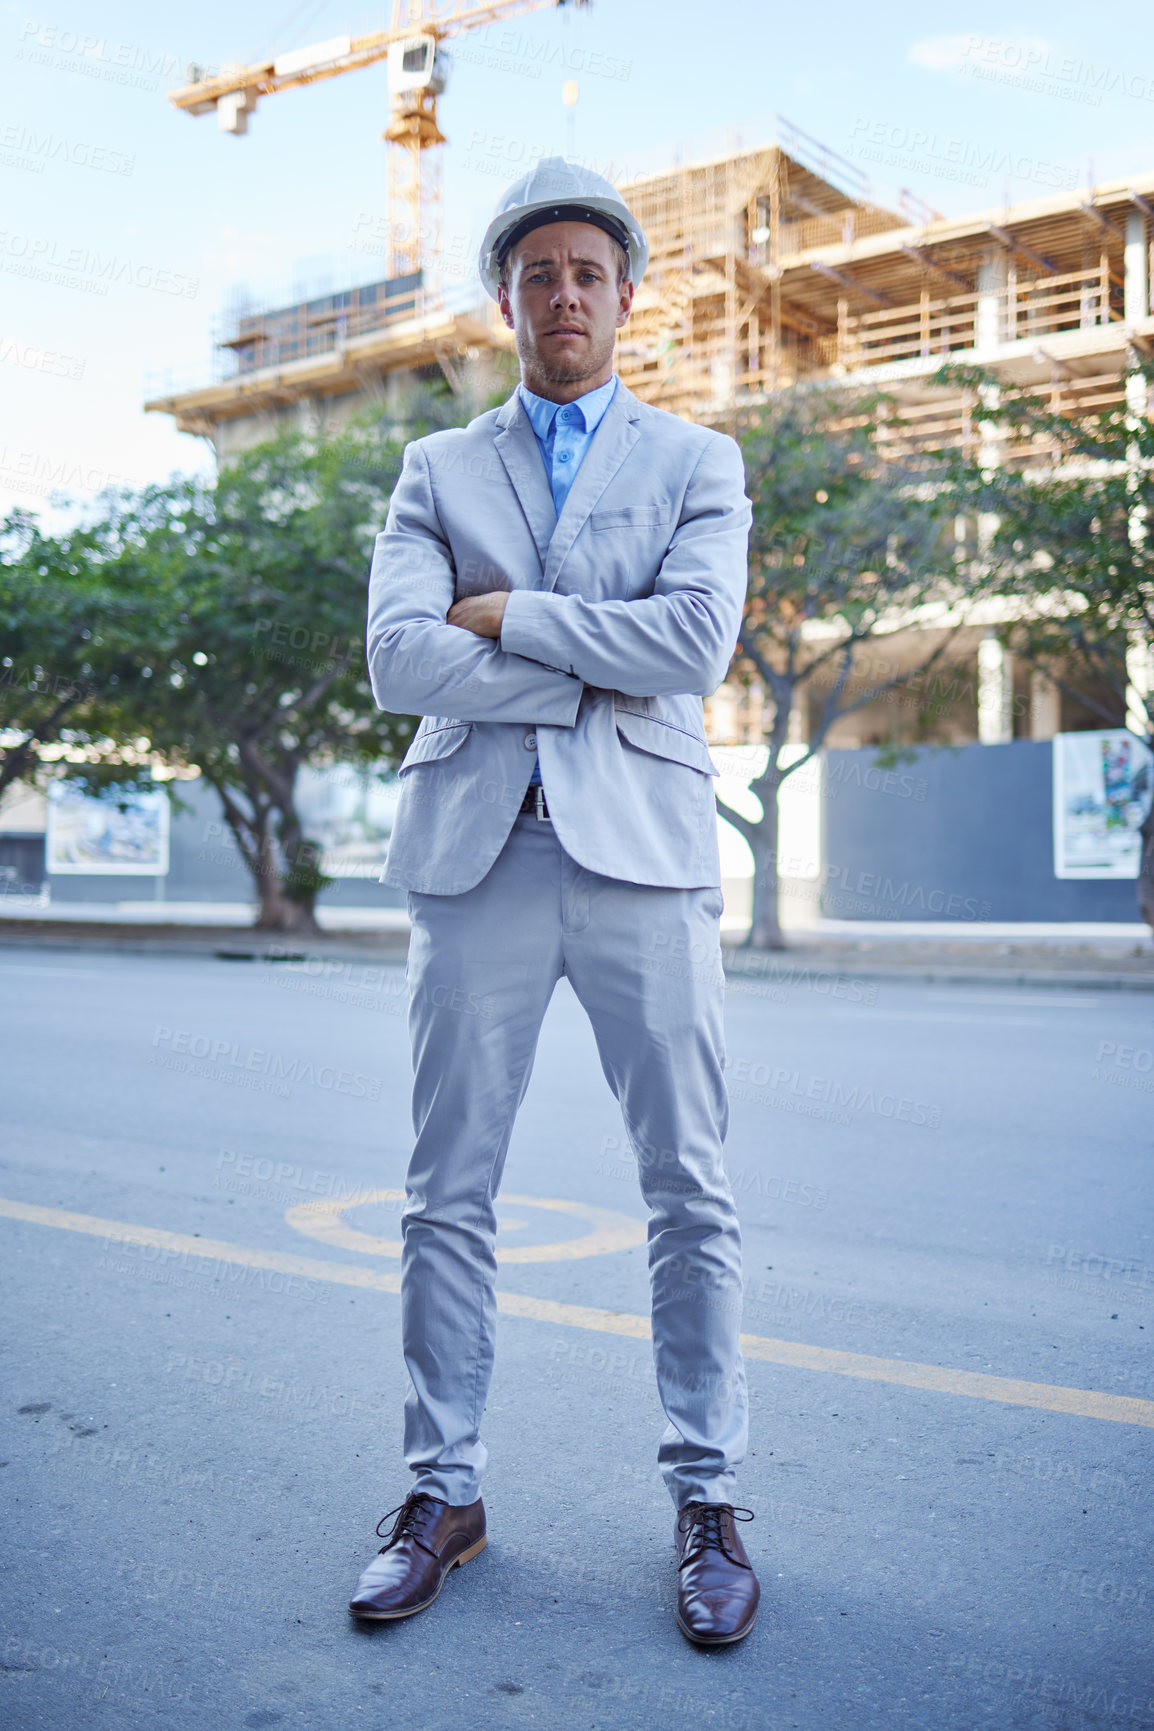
{"left": 0, "top": 924, "right": 408, "bottom": 965}
{"left": 725, "top": 959, "right": 1154, "bottom": 993}
{"left": 2, "top": 923, "right": 1151, "bottom": 990}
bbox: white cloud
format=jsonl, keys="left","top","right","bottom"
{"left": 907, "top": 34, "right": 973, "bottom": 72}
{"left": 907, "top": 32, "right": 1060, "bottom": 75}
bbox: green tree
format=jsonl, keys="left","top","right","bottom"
{"left": 722, "top": 385, "right": 987, "bottom": 950}
{"left": 0, "top": 509, "right": 151, "bottom": 803}
{"left": 72, "top": 425, "right": 415, "bottom": 931}
{"left": 937, "top": 362, "right": 1154, "bottom": 927}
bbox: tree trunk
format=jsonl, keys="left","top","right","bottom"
{"left": 273, "top": 799, "right": 327, "bottom": 936}
{"left": 1138, "top": 802, "right": 1154, "bottom": 934}
{"left": 253, "top": 878, "right": 321, "bottom": 933}
{"left": 745, "top": 787, "right": 785, "bottom": 951}
{"left": 211, "top": 778, "right": 323, "bottom": 936}
{"left": 717, "top": 770, "right": 788, "bottom": 951}
{"left": 0, "top": 690, "right": 82, "bottom": 803}
{"left": 252, "top": 824, "right": 322, "bottom": 935}
{"left": 0, "top": 745, "right": 38, "bottom": 805}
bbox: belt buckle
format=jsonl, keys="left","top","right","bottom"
{"left": 533, "top": 786, "right": 550, "bottom": 822}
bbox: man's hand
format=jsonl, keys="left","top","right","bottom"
{"left": 446, "top": 592, "right": 509, "bottom": 638}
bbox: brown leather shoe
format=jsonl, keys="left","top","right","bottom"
{"left": 348, "top": 1492, "right": 487, "bottom": 1620}
{"left": 675, "top": 1502, "right": 760, "bottom": 1645}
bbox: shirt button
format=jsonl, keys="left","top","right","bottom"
{"left": 524, "top": 733, "right": 537, "bottom": 749}
{"left": 557, "top": 451, "right": 571, "bottom": 462}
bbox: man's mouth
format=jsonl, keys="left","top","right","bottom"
{"left": 544, "top": 327, "right": 585, "bottom": 338}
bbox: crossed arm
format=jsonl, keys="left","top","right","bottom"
{"left": 366, "top": 435, "right": 750, "bottom": 723}
{"left": 445, "top": 592, "right": 508, "bottom": 639}
{"left": 366, "top": 444, "right": 582, "bottom": 726}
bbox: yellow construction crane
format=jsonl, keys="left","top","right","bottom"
{"left": 170, "top": 0, "right": 590, "bottom": 284}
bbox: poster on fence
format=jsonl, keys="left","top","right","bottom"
{"left": 45, "top": 783, "right": 170, "bottom": 876}
{"left": 1052, "top": 729, "right": 1152, "bottom": 879}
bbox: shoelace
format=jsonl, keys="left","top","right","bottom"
{"left": 677, "top": 1503, "right": 754, "bottom": 1569}
{"left": 375, "top": 1494, "right": 444, "bottom": 1558}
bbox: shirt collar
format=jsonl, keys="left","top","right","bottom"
{"left": 517, "top": 373, "right": 618, "bottom": 440}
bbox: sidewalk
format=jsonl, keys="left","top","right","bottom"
{"left": 0, "top": 896, "right": 409, "bottom": 931}
{"left": 723, "top": 924, "right": 1154, "bottom": 991}
{"left": 1, "top": 897, "right": 1150, "bottom": 988}
{"left": 0, "top": 897, "right": 411, "bottom": 959}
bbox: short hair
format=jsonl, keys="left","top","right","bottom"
{"left": 499, "top": 233, "right": 630, "bottom": 291}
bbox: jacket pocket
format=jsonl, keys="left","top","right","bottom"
{"left": 397, "top": 720, "right": 473, "bottom": 774}
{"left": 613, "top": 710, "right": 718, "bottom": 776}
{"left": 590, "top": 504, "right": 671, "bottom": 531}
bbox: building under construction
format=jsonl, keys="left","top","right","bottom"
{"left": 623, "top": 123, "right": 1152, "bottom": 440}
{"left": 146, "top": 118, "right": 1154, "bottom": 456}
{"left": 144, "top": 122, "right": 1154, "bottom": 751}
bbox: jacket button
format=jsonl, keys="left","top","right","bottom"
{"left": 524, "top": 733, "right": 537, "bottom": 749}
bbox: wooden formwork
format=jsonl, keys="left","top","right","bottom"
{"left": 617, "top": 134, "right": 908, "bottom": 418}
{"left": 616, "top": 129, "right": 1154, "bottom": 458}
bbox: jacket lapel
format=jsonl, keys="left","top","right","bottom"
{"left": 492, "top": 395, "right": 555, "bottom": 576}
{"left": 542, "top": 381, "right": 642, "bottom": 592}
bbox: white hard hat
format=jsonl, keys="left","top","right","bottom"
{"left": 477, "top": 157, "right": 648, "bottom": 300}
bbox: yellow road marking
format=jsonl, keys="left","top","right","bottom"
{"left": 283, "top": 1189, "right": 647, "bottom": 1264}
{"left": 735, "top": 1336, "right": 1154, "bottom": 1427}
{"left": 0, "top": 1196, "right": 401, "bottom": 1295}
{"left": 3, "top": 1195, "right": 1152, "bottom": 1429}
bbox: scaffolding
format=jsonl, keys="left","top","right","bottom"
{"left": 616, "top": 123, "right": 908, "bottom": 417}
{"left": 146, "top": 120, "right": 1154, "bottom": 472}
{"left": 615, "top": 122, "right": 1154, "bottom": 460}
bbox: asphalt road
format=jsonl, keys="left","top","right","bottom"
{"left": 1, "top": 943, "right": 1151, "bottom": 1731}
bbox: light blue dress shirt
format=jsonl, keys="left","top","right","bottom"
{"left": 516, "top": 373, "right": 618, "bottom": 785}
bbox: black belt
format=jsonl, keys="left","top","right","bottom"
{"left": 519, "top": 786, "right": 551, "bottom": 820}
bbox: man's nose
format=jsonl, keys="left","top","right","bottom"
{"left": 550, "top": 277, "right": 580, "bottom": 307}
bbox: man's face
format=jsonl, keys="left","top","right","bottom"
{"left": 496, "top": 220, "right": 634, "bottom": 402}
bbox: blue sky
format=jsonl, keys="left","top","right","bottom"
{"left": 2, "top": 0, "right": 1153, "bottom": 526}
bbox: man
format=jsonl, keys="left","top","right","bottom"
{"left": 350, "top": 159, "right": 759, "bottom": 1646}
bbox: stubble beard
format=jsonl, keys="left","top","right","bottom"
{"left": 519, "top": 324, "right": 616, "bottom": 391}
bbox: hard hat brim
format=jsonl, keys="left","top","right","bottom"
{"left": 478, "top": 192, "right": 648, "bottom": 299}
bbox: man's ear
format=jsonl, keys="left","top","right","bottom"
{"left": 496, "top": 282, "right": 515, "bottom": 330}
{"left": 616, "top": 278, "right": 635, "bottom": 329}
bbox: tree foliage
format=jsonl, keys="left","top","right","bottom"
{"left": 2, "top": 424, "right": 419, "bottom": 930}
{"left": 0, "top": 509, "right": 153, "bottom": 802}
{"left": 726, "top": 384, "right": 982, "bottom": 948}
